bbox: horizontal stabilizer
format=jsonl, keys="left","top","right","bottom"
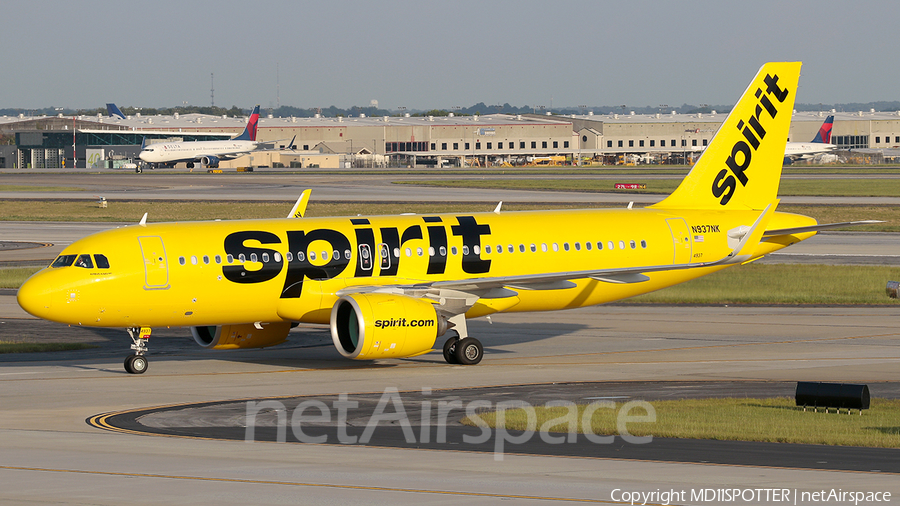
{"left": 763, "top": 220, "right": 883, "bottom": 237}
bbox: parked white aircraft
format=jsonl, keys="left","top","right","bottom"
{"left": 784, "top": 115, "right": 836, "bottom": 162}
{"left": 138, "top": 105, "right": 261, "bottom": 168}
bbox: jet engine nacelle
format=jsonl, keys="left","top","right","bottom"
{"left": 330, "top": 293, "right": 448, "bottom": 360}
{"left": 191, "top": 321, "right": 292, "bottom": 350}
{"left": 200, "top": 155, "right": 220, "bottom": 168}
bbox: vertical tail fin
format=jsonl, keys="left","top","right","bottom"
{"left": 232, "top": 105, "right": 260, "bottom": 141}
{"left": 811, "top": 115, "right": 834, "bottom": 144}
{"left": 651, "top": 62, "right": 801, "bottom": 211}
{"left": 106, "top": 103, "right": 126, "bottom": 120}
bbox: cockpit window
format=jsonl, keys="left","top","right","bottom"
{"left": 94, "top": 254, "right": 110, "bottom": 269}
{"left": 51, "top": 255, "right": 77, "bottom": 268}
{"left": 75, "top": 254, "right": 94, "bottom": 269}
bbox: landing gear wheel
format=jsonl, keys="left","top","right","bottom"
{"left": 442, "top": 336, "right": 460, "bottom": 364}
{"left": 124, "top": 354, "right": 148, "bottom": 374}
{"left": 453, "top": 337, "right": 483, "bottom": 365}
{"left": 130, "top": 355, "right": 148, "bottom": 374}
{"left": 124, "top": 354, "right": 136, "bottom": 373}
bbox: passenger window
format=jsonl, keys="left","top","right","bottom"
{"left": 286, "top": 252, "right": 294, "bottom": 262}
{"left": 451, "top": 246, "right": 458, "bottom": 255}
{"left": 463, "top": 245, "right": 470, "bottom": 255}
{"left": 333, "top": 250, "right": 340, "bottom": 260}
{"left": 298, "top": 252, "right": 306, "bottom": 262}
{"left": 215, "top": 255, "right": 222, "bottom": 264}
{"left": 250, "top": 253, "right": 258, "bottom": 263}
{"left": 563, "top": 243, "right": 570, "bottom": 251}
{"left": 393, "top": 247, "right": 400, "bottom": 258}
{"left": 51, "top": 255, "right": 76, "bottom": 268}
{"left": 541, "top": 243, "right": 548, "bottom": 252}
{"left": 485, "top": 245, "right": 491, "bottom": 254}
{"left": 575, "top": 242, "right": 581, "bottom": 251}
{"left": 417, "top": 247, "right": 424, "bottom": 256}
{"left": 530, "top": 244, "right": 536, "bottom": 252}
{"left": 343, "top": 250, "right": 351, "bottom": 260}
{"left": 585, "top": 242, "right": 592, "bottom": 251}
{"left": 227, "top": 254, "right": 234, "bottom": 263}
{"left": 261, "top": 253, "right": 269, "bottom": 263}
{"left": 179, "top": 256, "right": 186, "bottom": 266}
{"left": 428, "top": 247, "right": 435, "bottom": 257}
{"left": 507, "top": 244, "right": 514, "bottom": 253}
{"left": 439, "top": 246, "right": 447, "bottom": 256}
{"left": 630, "top": 240, "right": 636, "bottom": 249}
{"left": 239, "top": 254, "right": 246, "bottom": 263}
{"left": 405, "top": 248, "right": 412, "bottom": 257}
{"left": 191, "top": 256, "right": 198, "bottom": 265}
{"left": 552, "top": 243, "right": 559, "bottom": 252}
{"left": 473, "top": 245, "right": 480, "bottom": 255}
{"left": 619, "top": 241, "right": 626, "bottom": 250}
{"left": 275, "top": 252, "right": 283, "bottom": 262}
{"left": 203, "top": 255, "right": 210, "bottom": 264}
{"left": 75, "top": 254, "right": 93, "bottom": 269}
{"left": 597, "top": 242, "right": 603, "bottom": 250}
{"left": 496, "top": 244, "right": 503, "bottom": 254}
{"left": 608, "top": 241, "right": 614, "bottom": 250}
{"left": 641, "top": 240, "right": 647, "bottom": 249}
{"left": 309, "top": 251, "right": 316, "bottom": 261}
{"left": 94, "top": 254, "right": 110, "bottom": 269}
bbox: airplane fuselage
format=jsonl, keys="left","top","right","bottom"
{"left": 138, "top": 140, "right": 258, "bottom": 164}
{"left": 17, "top": 208, "right": 816, "bottom": 329}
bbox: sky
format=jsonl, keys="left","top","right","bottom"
{"left": 4, "top": 0, "right": 898, "bottom": 111}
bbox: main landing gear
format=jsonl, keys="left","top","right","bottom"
{"left": 124, "top": 327, "right": 150, "bottom": 374}
{"left": 442, "top": 334, "right": 484, "bottom": 365}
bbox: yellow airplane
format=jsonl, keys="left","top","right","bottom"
{"left": 17, "top": 62, "right": 877, "bottom": 374}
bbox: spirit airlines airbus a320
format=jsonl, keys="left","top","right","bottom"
{"left": 138, "top": 105, "right": 261, "bottom": 169}
{"left": 18, "top": 62, "right": 876, "bottom": 374}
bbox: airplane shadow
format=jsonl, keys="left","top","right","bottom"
{"left": 0, "top": 318, "right": 589, "bottom": 372}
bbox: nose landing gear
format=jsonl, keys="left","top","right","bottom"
{"left": 124, "top": 327, "right": 151, "bottom": 374}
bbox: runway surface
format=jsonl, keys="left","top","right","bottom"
{"left": 1, "top": 172, "right": 899, "bottom": 504}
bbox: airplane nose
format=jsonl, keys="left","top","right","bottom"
{"left": 17, "top": 274, "right": 52, "bottom": 319}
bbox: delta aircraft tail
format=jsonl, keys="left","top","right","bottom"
{"left": 651, "top": 62, "right": 801, "bottom": 211}
{"left": 811, "top": 115, "right": 834, "bottom": 144}
{"left": 232, "top": 105, "right": 260, "bottom": 141}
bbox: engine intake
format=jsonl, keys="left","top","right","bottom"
{"left": 331, "top": 293, "right": 448, "bottom": 360}
{"left": 200, "top": 155, "right": 220, "bottom": 168}
{"left": 191, "top": 322, "right": 292, "bottom": 350}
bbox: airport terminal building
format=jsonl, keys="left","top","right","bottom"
{"left": 3, "top": 109, "right": 900, "bottom": 169}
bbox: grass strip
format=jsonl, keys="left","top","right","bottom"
{"left": 398, "top": 177, "right": 900, "bottom": 197}
{"left": 0, "top": 341, "right": 99, "bottom": 354}
{"left": 628, "top": 264, "right": 900, "bottom": 305}
{"left": 0, "top": 268, "right": 41, "bottom": 289}
{"left": 463, "top": 397, "right": 900, "bottom": 448}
